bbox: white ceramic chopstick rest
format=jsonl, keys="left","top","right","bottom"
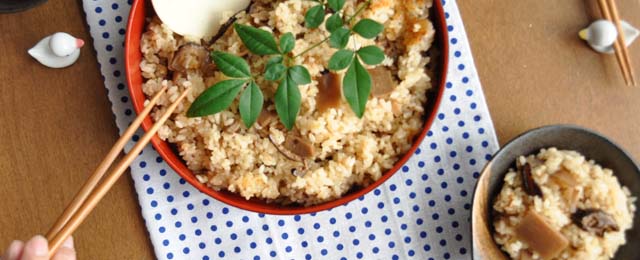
{"left": 28, "top": 32, "right": 85, "bottom": 68}
{"left": 579, "top": 19, "right": 639, "bottom": 54}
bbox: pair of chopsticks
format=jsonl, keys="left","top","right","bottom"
{"left": 44, "top": 86, "right": 190, "bottom": 257}
{"left": 596, "top": 0, "right": 636, "bottom": 86}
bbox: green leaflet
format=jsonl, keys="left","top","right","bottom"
{"left": 211, "top": 51, "right": 251, "bottom": 78}
{"left": 288, "top": 65, "right": 311, "bottom": 85}
{"left": 357, "top": 45, "right": 385, "bottom": 65}
{"left": 274, "top": 75, "right": 301, "bottom": 130}
{"left": 267, "top": 55, "right": 283, "bottom": 67}
{"left": 305, "top": 5, "right": 325, "bottom": 29}
{"left": 325, "top": 13, "right": 343, "bottom": 33}
{"left": 328, "top": 49, "right": 354, "bottom": 71}
{"left": 352, "top": 18, "right": 383, "bottom": 39}
{"left": 327, "top": 0, "right": 346, "bottom": 11}
{"left": 234, "top": 24, "right": 280, "bottom": 55}
{"left": 329, "top": 27, "right": 350, "bottom": 49}
{"left": 187, "top": 79, "right": 247, "bottom": 117}
{"left": 265, "top": 62, "right": 287, "bottom": 81}
{"left": 342, "top": 59, "right": 371, "bottom": 118}
{"left": 239, "top": 81, "right": 264, "bottom": 128}
{"left": 279, "top": 32, "right": 295, "bottom": 53}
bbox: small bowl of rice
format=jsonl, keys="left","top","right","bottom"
{"left": 472, "top": 125, "right": 640, "bottom": 260}
{"left": 125, "top": 0, "right": 449, "bottom": 214}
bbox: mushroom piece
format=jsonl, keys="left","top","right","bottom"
{"left": 264, "top": 132, "right": 314, "bottom": 157}
{"left": 315, "top": 71, "right": 342, "bottom": 113}
{"left": 201, "top": 62, "right": 218, "bottom": 77}
{"left": 572, "top": 208, "right": 619, "bottom": 236}
{"left": 257, "top": 109, "right": 313, "bottom": 176}
{"left": 368, "top": 67, "right": 396, "bottom": 97}
{"left": 520, "top": 162, "right": 543, "bottom": 198}
{"left": 257, "top": 109, "right": 277, "bottom": 128}
{"left": 284, "top": 135, "right": 315, "bottom": 159}
{"left": 514, "top": 210, "right": 569, "bottom": 260}
{"left": 168, "top": 43, "right": 210, "bottom": 73}
{"left": 268, "top": 134, "right": 301, "bottom": 161}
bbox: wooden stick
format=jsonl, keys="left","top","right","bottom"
{"left": 606, "top": 0, "right": 636, "bottom": 86}
{"left": 596, "top": 0, "right": 632, "bottom": 86}
{"left": 45, "top": 86, "right": 167, "bottom": 240}
{"left": 47, "top": 88, "right": 190, "bottom": 257}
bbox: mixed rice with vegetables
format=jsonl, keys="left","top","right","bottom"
{"left": 140, "top": 0, "right": 436, "bottom": 205}
{"left": 493, "top": 148, "right": 635, "bottom": 259}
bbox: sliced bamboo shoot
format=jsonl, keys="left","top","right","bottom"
{"left": 514, "top": 210, "right": 569, "bottom": 260}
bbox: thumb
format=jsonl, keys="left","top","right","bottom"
{"left": 19, "top": 235, "right": 48, "bottom": 260}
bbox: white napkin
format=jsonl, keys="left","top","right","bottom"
{"left": 82, "top": 0, "right": 498, "bottom": 259}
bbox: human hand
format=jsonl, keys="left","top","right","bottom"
{"left": 1, "top": 235, "right": 75, "bottom": 260}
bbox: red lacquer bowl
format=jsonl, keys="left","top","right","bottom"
{"left": 125, "top": 0, "right": 448, "bottom": 214}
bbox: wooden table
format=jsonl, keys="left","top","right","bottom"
{"left": 0, "top": 0, "right": 638, "bottom": 259}
{"left": 460, "top": 0, "right": 640, "bottom": 158}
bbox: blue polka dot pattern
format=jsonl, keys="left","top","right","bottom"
{"left": 83, "top": 0, "right": 498, "bottom": 259}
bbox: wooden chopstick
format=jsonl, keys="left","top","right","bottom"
{"left": 45, "top": 85, "right": 168, "bottom": 240}
{"left": 596, "top": 0, "right": 634, "bottom": 86}
{"left": 46, "top": 87, "right": 190, "bottom": 257}
{"left": 605, "top": 0, "right": 636, "bottom": 86}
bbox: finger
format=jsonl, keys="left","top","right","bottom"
{"left": 19, "top": 236, "right": 47, "bottom": 260}
{"left": 3, "top": 240, "right": 24, "bottom": 260}
{"left": 52, "top": 237, "right": 75, "bottom": 260}
{"left": 51, "top": 247, "right": 75, "bottom": 260}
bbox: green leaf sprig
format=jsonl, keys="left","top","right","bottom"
{"left": 188, "top": 0, "right": 384, "bottom": 129}
{"left": 187, "top": 24, "right": 310, "bottom": 130}
{"left": 322, "top": 0, "right": 384, "bottom": 117}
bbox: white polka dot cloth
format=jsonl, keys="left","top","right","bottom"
{"left": 82, "top": 0, "right": 498, "bottom": 259}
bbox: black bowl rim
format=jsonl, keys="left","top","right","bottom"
{"left": 0, "top": 0, "right": 47, "bottom": 14}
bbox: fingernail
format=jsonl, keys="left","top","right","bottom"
{"left": 7, "top": 240, "right": 24, "bottom": 260}
{"left": 28, "top": 235, "right": 48, "bottom": 256}
{"left": 62, "top": 236, "right": 74, "bottom": 249}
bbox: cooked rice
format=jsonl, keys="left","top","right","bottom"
{"left": 139, "top": 0, "right": 435, "bottom": 205}
{"left": 493, "top": 148, "right": 636, "bottom": 259}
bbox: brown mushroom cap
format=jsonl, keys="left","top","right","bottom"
{"left": 251, "top": 109, "right": 277, "bottom": 139}
{"left": 168, "top": 43, "right": 210, "bottom": 73}
{"left": 257, "top": 109, "right": 278, "bottom": 129}
{"left": 520, "top": 163, "right": 543, "bottom": 198}
{"left": 572, "top": 208, "right": 620, "bottom": 236}
{"left": 284, "top": 135, "right": 315, "bottom": 159}
{"left": 257, "top": 110, "right": 313, "bottom": 176}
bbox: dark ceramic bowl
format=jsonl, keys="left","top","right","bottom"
{"left": 125, "top": 0, "right": 449, "bottom": 214}
{"left": 0, "top": 0, "right": 46, "bottom": 13}
{"left": 471, "top": 125, "right": 640, "bottom": 259}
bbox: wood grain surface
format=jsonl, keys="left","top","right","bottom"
{"left": 0, "top": 1, "right": 154, "bottom": 259}
{"left": 0, "top": 0, "right": 638, "bottom": 259}
{"left": 459, "top": 0, "right": 640, "bottom": 157}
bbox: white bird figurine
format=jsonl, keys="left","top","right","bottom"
{"left": 28, "top": 32, "right": 85, "bottom": 68}
{"left": 579, "top": 19, "right": 639, "bottom": 54}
